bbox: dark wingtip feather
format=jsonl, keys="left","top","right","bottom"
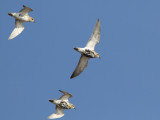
{"left": 70, "top": 74, "right": 75, "bottom": 79}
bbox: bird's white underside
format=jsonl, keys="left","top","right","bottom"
{"left": 71, "top": 19, "right": 100, "bottom": 78}
{"left": 8, "top": 5, "right": 33, "bottom": 40}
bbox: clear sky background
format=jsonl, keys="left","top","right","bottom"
{"left": 0, "top": 0, "right": 160, "bottom": 120}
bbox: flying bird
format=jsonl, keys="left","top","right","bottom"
{"left": 48, "top": 90, "right": 75, "bottom": 119}
{"left": 70, "top": 19, "right": 101, "bottom": 79}
{"left": 8, "top": 5, "right": 35, "bottom": 40}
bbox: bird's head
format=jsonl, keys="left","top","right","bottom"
{"left": 71, "top": 104, "right": 76, "bottom": 110}
{"left": 29, "top": 17, "right": 35, "bottom": 23}
{"left": 95, "top": 52, "right": 100, "bottom": 58}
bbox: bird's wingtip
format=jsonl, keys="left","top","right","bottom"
{"left": 97, "top": 18, "right": 100, "bottom": 23}
{"left": 70, "top": 75, "right": 74, "bottom": 79}
{"left": 48, "top": 116, "right": 53, "bottom": 119}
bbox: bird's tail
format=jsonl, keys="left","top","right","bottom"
{"left": 48, "top": 99, "right": 56, "bottom": 104}
{"left": 8, "top": 13, "right": 13, "bottom": 16}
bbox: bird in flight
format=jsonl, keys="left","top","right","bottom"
{"left": 8, "top": 5, "right": 35, "bottom": 40}
{"left": 48, "top": 90, "right": 75, "bottom": 119}
{"left": 70, "top": 19, "right": 101, "bottom": 79}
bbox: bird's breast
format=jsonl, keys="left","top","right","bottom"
{"left": 83, "top": 49, "right": 95, "bottom": 58}
{"left": 15, "top": 14, "right": 30, "bottom": 22}
{"left": 58, "top": 101, "right": 72, "bottom": 109}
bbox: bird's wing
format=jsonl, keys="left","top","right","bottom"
{"left": 8, "top": 20, "right": 24, "bottom": 40}
{"left": 19, "top": 5, "right": 33, "bottom": 15}
{"left": 59, "top": 90, "right": 72, "bottom": 100}
{"left": 48, "top": 106, "right": 64, "bottom": 119}
{"left": 70, "top": 55, "right": 89, "bottom": 79}
{"left": 85, "top": 19, "right": 100, "bottom": 50}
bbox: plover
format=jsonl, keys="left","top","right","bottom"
{"left": 70, "top": 19, "right": 101, "bottom": 79}
{"left": 8, "top": 5, "right": 34, "bottom": 40}
{"left": 48, "top": 90, "right": 75, "bottom": 119}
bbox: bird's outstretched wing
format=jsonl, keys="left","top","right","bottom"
{"left": 59, "top": 90, "right": 72, "bottom": 100}
{"left": 19, "top": 5, "right": 33, "bottom": 15}
{"left": 48, "top": 106, "right": 64, "bottom": 119}
{"left": 70, "top": 55, "right": 89, "bottom": 79}
{"left": 85, "top": 19, "right": 100, "bottom": 50}
{"left": 8, "top": 20, "right": 24, "bottom": 40}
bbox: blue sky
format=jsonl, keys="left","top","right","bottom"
{"left": 0, "top": 0, "right": 160, "bottom": 120}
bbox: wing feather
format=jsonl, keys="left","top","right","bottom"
{"left": 59, "top": 90, "right": 72, "bottom": 100}
{"left": 70, "top": 55, "right": 89, "bottom": 79}
{"left": 85, "top": 19, "right": 100, "bottom": 50}
{"left": 8, "top": 20, "right": 24, "bottom": 40}
{"left": 48, "top": 106, "right": 64, "bottom": 119}
{"left": 19, "top": 5, "right": 33, "bottom": 15}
